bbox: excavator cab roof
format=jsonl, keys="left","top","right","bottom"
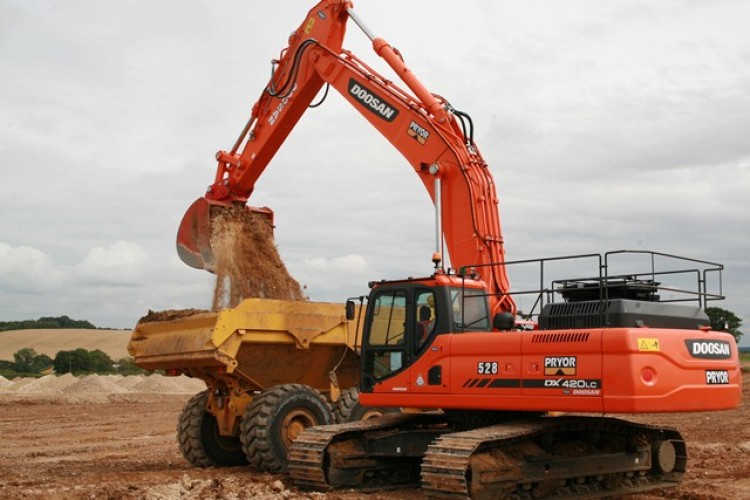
{"left": 367, "top": 269, "right": 487, "bottom": 291}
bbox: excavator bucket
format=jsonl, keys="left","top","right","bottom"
{"left": 176, "top": 197, "right": 273, "bottom": 272}
{"left": 176, "top": 197, "right": 218, "bottom": 271}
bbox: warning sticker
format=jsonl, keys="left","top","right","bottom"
{"left": 638, "top": 338, "right": 660, "bottom": 352}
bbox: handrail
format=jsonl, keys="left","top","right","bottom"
{"left": 463, "top": 250, "right": 724, "bottom": 322}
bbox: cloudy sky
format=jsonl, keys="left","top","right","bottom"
{"left": 1, "top": 0, "right": 748, "bottom": 344}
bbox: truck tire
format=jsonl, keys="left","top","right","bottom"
{"left": 240, "top": 383, "right": 334, "bottom": 473}
{"left": 177, "top": 390, "right": 248, "bottom": 467}
{"left": 333, "top": 387, "right": 400, "bottom": 423}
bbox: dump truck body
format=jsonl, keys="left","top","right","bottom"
{"left": 128, "top": 298, "right": 361, "bottom": 441}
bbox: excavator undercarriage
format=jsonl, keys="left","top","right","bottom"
{"left": 289, "top": 412, "right": 685, "bottom": 498}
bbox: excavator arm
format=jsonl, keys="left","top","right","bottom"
{"left": 176, "top": 0, "right": 515, "bottom": 314}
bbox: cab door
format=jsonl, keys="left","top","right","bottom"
{"left": 408, "top": 287, "right": 451, "bottom": 394}
{"left": 360, "top": 287, "right": 411, "bottom": 393}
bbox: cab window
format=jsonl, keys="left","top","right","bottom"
{"left": 450, "top": 288, "right": 489, "bottom": 331}
{"left": 368, "top": 290, "right": 407, "bottom": 346}
{"left": 365, "top": 289, "right": 408, "bottom": 381}
{"left": 416, "top": 289, "right": 437, "bottom": 347}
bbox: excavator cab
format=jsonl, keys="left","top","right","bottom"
{"left": 176, "top": 197, "right": 274, "bottom": 272}
{"left": 358, "top": 273, "right": 493, "bottom": 393}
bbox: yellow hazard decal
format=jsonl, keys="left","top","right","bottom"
{"left": 304, "top": 18, "right": 315, "bottom": 34}
{"left": 638, "top": 338, "right": 660, "bottom": 351}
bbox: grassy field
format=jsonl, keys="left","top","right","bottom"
{"left": 0, "top": 329, "right": 133, "bottom": 362}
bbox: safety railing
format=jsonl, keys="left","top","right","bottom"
{"left": 465, "top": 250, "right": 724, "bottom": 324}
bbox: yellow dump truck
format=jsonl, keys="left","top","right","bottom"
{"left": 128, "top": 298, "right": 388, "bottom": 472}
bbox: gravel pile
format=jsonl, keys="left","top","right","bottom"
{"left": 7, "top": 377, "right": 36, "bottom": 392}
{"left": 130, "top": 376, "right": 197, "bottom": 393}
{"left": 63, "top": 375, "right": 131, "bottom": 394}
{"left": 16, "top": 373, "right": 77, "bottom": 394}
{"left": 0, "top": 374, "right": 206, "bottom": 395}
{"left": 117, "top": 374, "right": 147, "bottom": 390}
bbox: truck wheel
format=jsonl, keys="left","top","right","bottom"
{"left": 333, "top": 387, "right": 400, "bottom": 423}
{"left": 177, "top": 390, "right": 248, "bottom": 467}
{"left": 240, "top": 383, "right": 334, "bottom": 473}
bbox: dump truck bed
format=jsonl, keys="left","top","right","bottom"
{"left": 128, "top": 298, "right": 360, "bottom": 393}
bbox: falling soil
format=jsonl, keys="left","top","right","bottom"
{"left": 136, "top": 205, "right": 305, "bottom": 324}
{"left": 210, "top": 204, "right": 305, "bottom": 310}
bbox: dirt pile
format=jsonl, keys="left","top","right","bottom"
{"left": 137, "top": 474, "right": 307, "bottom": 500}
{"left": 62, "top": 374, "right": 131, "bottom": 394}
{"left": 130, "top": 375, "right": 199, "bottom": 393}
{"left": 210, "top": 204, "right": 305, "bottom": 310}
{"left": 14, "top": 373, "right": 77, "bottom": 394}
{"left": 138, "top": 309, "right": 210, "bottom": 323}
{"left": 0, "top": 374, "right": 206, "bottom": 398}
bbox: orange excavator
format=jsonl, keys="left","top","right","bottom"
{"left": 176, "top": 1, "right": 742, "bottom": 497}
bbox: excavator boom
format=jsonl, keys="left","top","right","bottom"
{"left": 175, "top": 0, "right": 515, "bottom": 313}
{"left": 176, "top": 0, "right": 349, "bottom": 272}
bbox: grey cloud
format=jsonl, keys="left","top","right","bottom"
{"left": 1, "top": 0, "right": 748, "bottom": 343}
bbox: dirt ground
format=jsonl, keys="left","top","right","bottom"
{"left": 0, "top": 373, "right": 747, "bottom": 500}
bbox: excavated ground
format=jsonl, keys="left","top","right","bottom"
{"left": 0, "top": 371, "right": 747, "bottom": 499}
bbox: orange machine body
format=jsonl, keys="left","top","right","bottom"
{"left": 357, "top": 273, "right": 741, "bottom": 414}
{"left": 360, "top": 327, "right": 741, "bottom": 413}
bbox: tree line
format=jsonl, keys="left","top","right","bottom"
{"left": 0, "top": 315, "right": 97, "bottom": 332}
{"left": 0, "top": 347, "right": 146, "bottom": 377}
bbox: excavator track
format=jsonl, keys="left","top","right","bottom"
{"left": 289, "top": 412, "right": 450, "bottom": 491}
{"left": 287, "top": 417, "right": 394, "bottom": 491}
{"left": 290, "top": 414, "right": 685, "bottom": 499}
{"left": 421, "top": 416, "right": 686, "bottom": 499}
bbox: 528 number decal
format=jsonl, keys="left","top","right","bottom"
{"left": 477, "top": 362, "right": 498, "bottom": 375}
